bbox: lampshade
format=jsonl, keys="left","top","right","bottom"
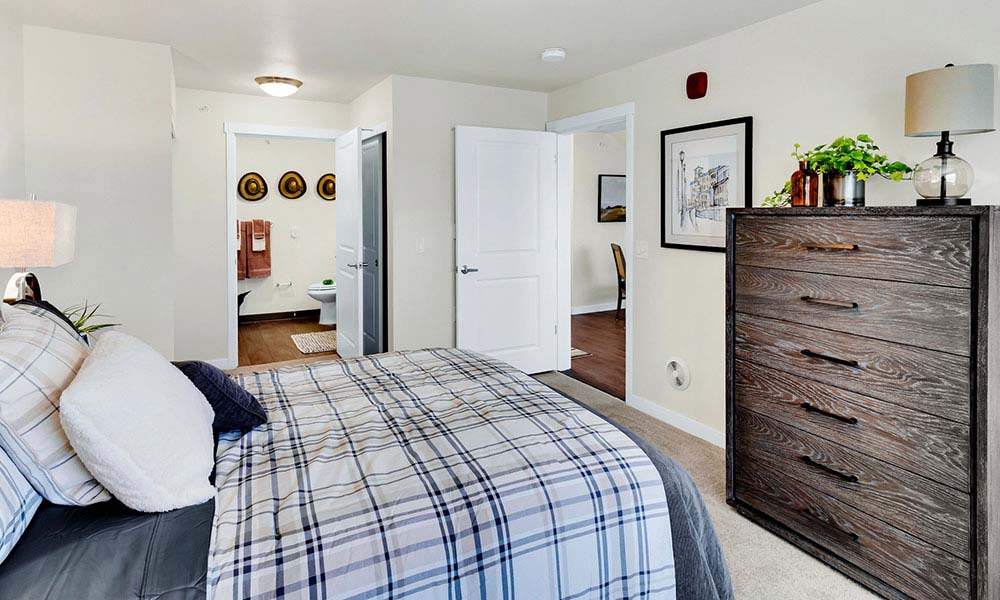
{"left": 0, "top": 199, "right": 77, "bottom": 268}
{"left": 905, "top": 64, "right": 997, "bottom": 137}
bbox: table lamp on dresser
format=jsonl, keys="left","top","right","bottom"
{"left": 0, "top": 199, "right": 77, "bottom": 304}
{"left": 905, "top": 63, "right": 997, "bottom": 205}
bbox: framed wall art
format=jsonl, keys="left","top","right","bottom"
{"left": 598, "top": 174, "right": 626, "bottom": 222}
{"left": 660, "top": 116, "right": 752, "bottom": 251}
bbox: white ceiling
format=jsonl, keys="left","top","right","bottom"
{"left": 4, "top": 0, "right": 819, "bottom": 103}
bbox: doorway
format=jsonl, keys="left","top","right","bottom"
{"left": 549, "top": 104, "right": 634, "bottom": 401}
{"left": 562, "top": 129, "right": 627, "bottom": 399}
{"left": 224, "top": 123, "right": 388, "bottom": 369}
{"left": 452, "top": 104, "right": 634, "bottom": 392}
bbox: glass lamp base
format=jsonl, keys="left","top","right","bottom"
{"left": 916, "top": 197, "right": 971, "bottom": 207}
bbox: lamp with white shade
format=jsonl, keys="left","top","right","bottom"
{"left": 0, "top": 199, "right": 77, "bottom": 303}
{"left": 904, "top": 63, "right": 997, "bottom": 205}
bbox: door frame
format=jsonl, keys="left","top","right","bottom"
{"left": 545, "top": 102, "right": 635, "bottom": 398}
{"left": 223, "top": 122, "right": 344, "bottom": 369}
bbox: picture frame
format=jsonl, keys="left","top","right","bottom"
{"left": 660, "top": 116, "right": 752, "bottom": 251}
{"left": 598, "top": 174, "right": 626, "bottom": 222}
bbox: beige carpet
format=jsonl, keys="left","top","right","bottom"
{"left": 535, "top": 371, "right": 879, "bottom": 600}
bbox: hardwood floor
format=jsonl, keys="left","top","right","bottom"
{"left": 562, "top": 310, "right": 625, "bottom": 400}
{"left": 238, "top": 318, "right": 339, "bottom": 367}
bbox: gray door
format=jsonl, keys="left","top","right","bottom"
{"left": 361, "top": 134, "right": 385, "bottom": 354}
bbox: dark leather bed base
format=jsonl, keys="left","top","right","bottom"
{"left": 0, "top": 499, "right": 214, "bottom": 600}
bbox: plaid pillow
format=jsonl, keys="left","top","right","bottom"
{"left": 0, "top": 304, "right": 110, "bottom": 505}
{"left": 0, "top": 445, "right": 42, "bottom": 564}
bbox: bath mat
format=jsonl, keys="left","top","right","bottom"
{"left": 570, "top": 347, "right": 591, "bottom": 359}
{"left": 291, "top": 331, "right": 338, "bottom": 354}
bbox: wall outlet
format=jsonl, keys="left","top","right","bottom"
{"left": 416, "top": 237, "right": 425, "bottom": 253}
{"left": 635, "top": 240, "right": 649, "bottom": 259}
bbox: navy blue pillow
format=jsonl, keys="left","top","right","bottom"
{"left": 173, "top": 361, "right": 267, "bottom": 433}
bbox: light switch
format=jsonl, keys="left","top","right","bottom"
{"left": 635, "top": 241, "right": 649, "bottom": 259}
{"left": 290, "top": 227, "right": 300, "bottom": 239}
{"left": 417, "top": 238, "right": 425, "bottom": 253}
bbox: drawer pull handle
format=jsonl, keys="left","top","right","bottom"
{"left": 798, "top": 507, "right": 861, "bottom": 543}
{"left": 799, "top": 402, "right": 859, "bottom": 425}
{"left": 801, "top": 455, "right": 859, "bottom": 484}
{"left": 800, "top": 349, "right": 860, "bottom": 369}
{"left": 800, "top": 296, "right": 859, "bottom": 309}
{"left": 802, "top": 243, "right": 860, "bottom": 251}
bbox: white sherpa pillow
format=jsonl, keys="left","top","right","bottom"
{"left": 60, "top": 331, "right": 216, "bottom": 512}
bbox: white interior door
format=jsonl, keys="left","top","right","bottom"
{"left": 335, "top": 128, "right": 363, "bottom": 358}
{"left": 455, "top": 126, "right": 558, "bottom": 374}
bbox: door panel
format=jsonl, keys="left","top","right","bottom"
{"left": 335, "top": 128, "right": 363, "bottom": 358}
{"left": 361, "top": 134, "right": 384, "bottom": 354}
{"left": 455, "top": 126, "right": 558, "bottom": 374}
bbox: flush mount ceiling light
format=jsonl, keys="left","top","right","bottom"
{"left": 540, "top": 47, "right": 566, "bottom": 62}
{"left": 254, "top": 76, "right": 303, "bottom": 97}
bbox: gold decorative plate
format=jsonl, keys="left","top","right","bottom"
{"left": 279, "top": 171, "right": 306, "bottom": 199}
{"left": 317, "top": 173, "right": 336, "bottom": 200}
{"left": 238, "top": 172, "right": 267, "bottom": 201}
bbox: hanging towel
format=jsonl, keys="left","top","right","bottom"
{"left": 237, "top": 221, "right": 248, "bottom": 280}
{"left": 247, "top": 220, "right": 272, "bottom": 279}
{"left": 252, "top": 219, "right": 267, "bottom": 252}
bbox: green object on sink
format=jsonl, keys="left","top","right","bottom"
{"left": 323, "top": 279, "right": 334, "bottom": 286}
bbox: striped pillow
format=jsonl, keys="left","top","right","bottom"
{"left": 0, "top": 445, "right": 41, "bottom": 564}
{"left": 0, "top": 304, "right": 110, "bottom": 505}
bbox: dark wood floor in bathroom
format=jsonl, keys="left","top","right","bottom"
{"left": 238, "top": 317, "right": 339, "bottom": 367}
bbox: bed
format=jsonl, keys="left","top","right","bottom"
{"left": 0, "top": 348, "right": 731, "bottom": 599}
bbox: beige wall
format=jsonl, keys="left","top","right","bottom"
{"left": 390, "top": 75, "right": 548, "bottom": 349}
{"left": 236, "top": 137, "right": 338, "bottom": 316}
{"left": 172, "top": 87, "right": 351, "bottom": 361}
{"left": 0, "top": 11, "right": 23, "bottom": 199}
{"left": 572, "top": 132, "right": 625, "bottom": 311}
{"left": 548, "top": 0, "right": 1000, "bottom": 435}
{"left": 19, "top": 27, "right": 176, "bottom": 355}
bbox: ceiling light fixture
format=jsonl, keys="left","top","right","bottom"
{"left": 254, "top": 76, "right": 303, "bottom": 97}
{"left": 540, "top": 47, "right": 566, "bottom": 63}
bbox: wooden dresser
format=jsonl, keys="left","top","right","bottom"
{"left": 726, "top": 207, "right": 1000, "bottom": 600}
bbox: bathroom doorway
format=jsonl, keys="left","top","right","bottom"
{"left": 223, "top": 123, "right": 388, "bottom": 368}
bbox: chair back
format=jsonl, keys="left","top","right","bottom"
{"left": 611, "top": 243, "right": 626, "bottom": 285}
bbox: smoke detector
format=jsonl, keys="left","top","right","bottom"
{"left": 540, "top": 47, "right": 567, "bottom": 62}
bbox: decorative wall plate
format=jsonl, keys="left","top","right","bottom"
{"left": 238, "top": 172, "right": 267, "bottom": 201}
{"left": 317, "top": 173, "right": 336, "bottom": 200}
{"left": 279, "top": 171, "right": 306, "bottom": 199}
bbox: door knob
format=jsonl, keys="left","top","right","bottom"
{"left": 459, "top": 265, "right": 479, "bottom": 274}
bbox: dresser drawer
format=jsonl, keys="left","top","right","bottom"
{"left": 734, "top": 266, "right": 971, "bottom": 355}
{"left": 733, "top": 407, "right": 969, "bottom": 559}
{"left": 733, "top": 454, "right": 969, "bottom": 600}
{"left": 734, "top": 360, "right": 969, "bottom": 491}
{"left": 733, "top": 216, "right": 972, "bottom": 287}
{"left": 734, "top": 313, "right": 969, "bottom": 424}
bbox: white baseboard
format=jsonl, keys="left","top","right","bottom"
{"left": 571, "top": 302, "right": 617, "bottom": 315}
{"left": 626, "top": 393, "right": 725, "bottom": 448}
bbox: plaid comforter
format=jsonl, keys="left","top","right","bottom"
{"left": 208, "top": 348, "right": 675, "bottom": 599}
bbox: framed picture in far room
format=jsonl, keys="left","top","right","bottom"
{"left": 661, "top": 116, "right": 752, "bottom": 251}
{"left": 598, "top": 174, "right": 626, "bottom": 222}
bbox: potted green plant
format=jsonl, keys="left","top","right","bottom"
{"left": 64, "top": 302, "right": 119, "bottom": 343}
{"left": 761, "top": 181, "right": 791, "bottom": 207}
{"left": 794, "top": 135, "right": 912, "bottom": 206}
